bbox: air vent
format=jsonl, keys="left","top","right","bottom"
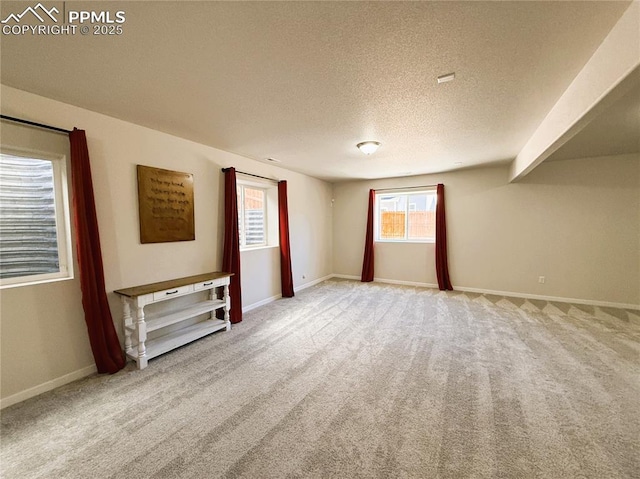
{"left": 437, "top": 72, "right": 455, "bottom": 84}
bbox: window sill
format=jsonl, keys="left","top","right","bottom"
{"left": 0, "top": 273, "right": 74, "bottom": 290}
{"left": 375, "top": 240, "right": 435, "bottom": 244}
{"left": 240, "top": 244, "right": 280, "bottom": 253}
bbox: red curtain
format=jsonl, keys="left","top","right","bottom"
{"left": 278, "top": 181, "right": 294, "bottom": 297}
{"left": 435, "top": 183, "right": 453, "bottom": 290}
{"left": 69, "top": 129, "right": 125, "bottom": 374}
{"left": 361, "top": 189, "right": 375, "bottom": 282}
{"left": 222, "top": 168, "right": 243, "bottom": 323}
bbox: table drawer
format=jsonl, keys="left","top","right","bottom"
{"left": 194, "top": 279, "right": 222, "bottom": 291}
{"left": 152, "top": 285, "right": 192, "bottom": 301}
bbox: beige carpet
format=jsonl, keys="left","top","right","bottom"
{"left": 1, "top": 279, "right": 639, "bottom": 478}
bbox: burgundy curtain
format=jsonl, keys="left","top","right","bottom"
{"left": 222, "top": 168, "right": 243, "bottom": 323}
{"left": 435, "top": 183, "right": 453, "bottom": 290}
{"left": 361, "top": 189, "right": 375, "bottom": 282}
{"left": 69, "top": 129, "right": 125, "bottom": 374}
{"left": 278, "top": 181, "right": 294, "bottom": 297}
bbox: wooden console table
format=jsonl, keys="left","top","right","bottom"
{"left": 114, "top": 272, "right": 232, "bottom": 369}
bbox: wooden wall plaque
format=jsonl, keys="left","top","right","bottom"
{"left": 137, "top": 165, "right": 195, "bottom": 243}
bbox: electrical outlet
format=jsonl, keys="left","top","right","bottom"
{"left": 538, "top": 276, "right": 545, "bottom": 284}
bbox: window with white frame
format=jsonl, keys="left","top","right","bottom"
{"left": 237, "top": 184, "right": 267, "bottom": 247}
{"left": 375, "top": 189, "right": 437, "bottom": 242}
{"left": 0, "top": 149, "right": 73, "bottom": 288}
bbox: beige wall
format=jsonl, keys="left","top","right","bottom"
{"left": 0, "top": 86, "right": 333, "bottom": 404}
{"left": 334, "top": 154, "right": 640, "bottom": 306}
{"left": 0, "top": 121, "right": 96, "bottom": 403}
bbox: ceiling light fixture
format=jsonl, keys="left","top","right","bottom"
{"left": 356, "top": 141, "right": 381, "bottom": 155}
{"left": 437, "top": 72, "right": 456, "bottom": 84}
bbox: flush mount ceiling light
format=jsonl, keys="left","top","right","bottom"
{"left": 356, "top": 141, "right": 381, "bottom": 155}
{"left": 437, "top": 72, "right": 456, "bottom": 84}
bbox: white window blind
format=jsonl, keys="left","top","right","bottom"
{"left": 0, "top": 151, "right": 72, "bottom": 287}
{"left": 237, "top": 185, "right": 267, "bottom": 247}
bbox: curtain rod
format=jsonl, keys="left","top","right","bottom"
{"left": 375, "top": 184, "right": 438, "bottom": 192}
{"left": 0, "top": 114, "right": 71, "bottom": 134}
{"left": 221, "top": 168, "right": 279, "bottom": 183}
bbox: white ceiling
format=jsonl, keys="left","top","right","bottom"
{"left": 0, "top": 1, "right": 633, "bottom": 181}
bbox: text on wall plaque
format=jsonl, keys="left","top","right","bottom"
{"left": 137, "top": 165, "right": 195, "bottom": 243}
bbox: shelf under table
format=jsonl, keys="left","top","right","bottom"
{"left": 127, "top": 319, "right": 228, "bottom": 362}
{"left": 145, "top": 299, "right": 225, "bottom": 332}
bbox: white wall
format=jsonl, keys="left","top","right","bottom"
{"left": 0, "top": 85, "right": 333, "bottom": 404}
{"left": 333, "top": 154, "right": 640, "bottom": 306}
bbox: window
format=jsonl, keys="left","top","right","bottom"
{"left": 375, "top": 190, "right": 437, "bottom": 242}
{"left": 237, "top": 184, "right": 267, "bottom": 248}
{"left": 236, "top": 177, "right": 279, "bottom": 250}
{"left": 0, "top": 149, "right": 73, "bottom": 288}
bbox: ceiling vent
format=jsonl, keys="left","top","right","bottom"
{"left": 437, "top": 72, "right": 456, "bottom": 84}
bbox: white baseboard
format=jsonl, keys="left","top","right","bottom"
{"left": 453, "top": 286, "right": 640, "bottom": 310}
{"left": 330, "top": 274, "right": 639, "bottom": 310}
{"left": 332, "top": 274, "right": 438, "bottom": 289}
{"left": 1, "top": 364, "right": 97, "bottom": 410}
{"left": 374, "top": 277, "right": 439, "bottom": 289}
{"left": 294, "top": 274, "right": 334, "bottom": 292}
{"left": 242, "top": 275, "right": 335, "bottom": 313}
{"left": 243, "top": 293, "right": 282, "bottom": 313}
{"left": 331, "top": 274, "right": 360, "bottom": 281}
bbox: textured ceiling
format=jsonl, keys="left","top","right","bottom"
{"left": 0, "top": 1, "right": 632, "bottom": 181}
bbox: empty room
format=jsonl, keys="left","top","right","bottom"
{"left": 1, "top": 1, "right": 638, "bottom": 478}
